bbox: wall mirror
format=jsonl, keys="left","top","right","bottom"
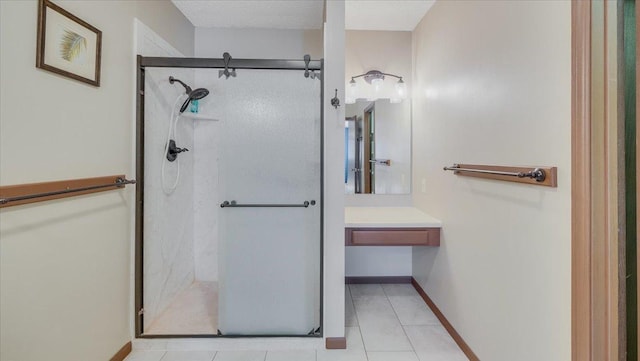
{"left": 345, "top": 98, "right": 411, "bottom": 194}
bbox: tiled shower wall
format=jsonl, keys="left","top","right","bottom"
{"left": 143, "top": 67, "right": 196, "bottom": 330}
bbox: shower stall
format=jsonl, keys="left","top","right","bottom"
{"left": 135, "top": 55, "right": 323, "bottom": 337}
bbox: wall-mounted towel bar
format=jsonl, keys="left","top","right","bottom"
{"left": 443, "top": 164, "right": 557, "bottom": 187}
{"left": 443, "top": 165, "right": 546, "bottom": 181}
{"left": 0, "top": 175, "right": 136, "bottom": 208}
{"left": 220, "top": 200, "right": 317, "bottom": 208}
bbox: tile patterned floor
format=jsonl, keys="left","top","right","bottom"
{"left": 125, "top": 283, "right": 468, "bottom": 361}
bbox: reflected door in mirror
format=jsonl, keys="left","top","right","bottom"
{"left": 345, "top": 99, "right": 411, "bottom": 194}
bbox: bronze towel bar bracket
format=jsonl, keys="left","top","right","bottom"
{"left": 0, "top": 175, "right": 136, "bottom": 208}
{"left": 443, "top": 164, "right": 557, "bottom": 187}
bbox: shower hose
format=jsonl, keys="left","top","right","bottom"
{"left": 161, "top": 94, "right": 188, "bottom": 194}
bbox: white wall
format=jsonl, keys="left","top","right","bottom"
{"left": 0, "top": 1, "right": 193, "bottom": 360}
{"left": 196, "top": 27, "right": 322, "bottom": 59}
{"left": 346, "top": 247, "right": 412, "bottom": 277}
{"left": 322, "top": 0, "right": 346, "bottom": 341}
{"left": 411, "top": 1, "right": 571, "bottom": 360}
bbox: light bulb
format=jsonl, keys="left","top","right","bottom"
{"left": 348, "top": 79, "right": 357, "bottom": 99}
{"left": 371, "top": 77, "right": 384, "bottom": 91}
{"left": 395, "top": 79, "right": 407, "bottom": 98}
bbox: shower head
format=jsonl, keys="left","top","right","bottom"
{"left": 169, "top": 76, "right": 210, "bottom": 113}
{"left": 190, "top": 88, "right": 210, "bottom": 101}
{"left": 179, "top": 88, "right": 209, "bottom": 113}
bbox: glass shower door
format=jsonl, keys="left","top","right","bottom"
{"left": 216, "top": 69, "right": 321, "bottom": 335}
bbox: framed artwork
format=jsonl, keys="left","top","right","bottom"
{"left": 36, "top": 0, "right": 102, "bottom": 86}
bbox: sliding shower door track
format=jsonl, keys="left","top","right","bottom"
{"left": 139, "top": 56, "right": 322, "bottom": 71}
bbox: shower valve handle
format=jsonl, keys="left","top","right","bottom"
{"left": 167, "top": 139, "right": 189, "bottom": 162}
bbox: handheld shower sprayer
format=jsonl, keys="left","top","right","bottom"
{"left": 169, "top": 76, "right": 210, "bottom": 113}
{"left": 161, "top": 76, "right": 210, "bottom": 194}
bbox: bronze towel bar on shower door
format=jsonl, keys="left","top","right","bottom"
{"left": 0, "top": 175, "right": 136, "bottom": 208}
{"left": 220, "top": 200, "right": 317, "bottom": 208}
{"left": 443, "top": 164, "right": 557, "bottom": 187}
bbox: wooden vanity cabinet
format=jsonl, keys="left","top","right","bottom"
{"left": 345, "top": 227, "right": 440, "bottom": 246}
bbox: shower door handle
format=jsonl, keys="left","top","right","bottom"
{"left": 220, "top": 200, "right": 317, "bottom": 208}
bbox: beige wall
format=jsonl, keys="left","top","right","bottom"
{"left": 411, "top": 1, "right": 571, "bottom": 360}
{"left": 0, "top": 1, "right": 193, "bottom": 360}
{"left": 196, "top": 27, "right": 322, "bottom": 59}
{"left": 136, "top": 1, "right": 194, "bottom": 56}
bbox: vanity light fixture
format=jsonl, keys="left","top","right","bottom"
{"left": 346, "top": 70, "right": 407, "bottom": 104}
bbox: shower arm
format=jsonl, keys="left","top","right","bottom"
{"left": 169, "top": 76, "right": 192, "bottom": 94}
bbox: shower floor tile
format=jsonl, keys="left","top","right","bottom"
{"left": 146, "top": 281, "right": 218, "bottom": 335}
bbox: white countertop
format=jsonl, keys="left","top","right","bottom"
{"left": 345, "top": 207, "right": 442, "bottom": 228}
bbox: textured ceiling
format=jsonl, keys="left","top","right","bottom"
{"left": 346, "top": 0, "right": 436, "bottom": 31}
{"left": 172, "top": 0, "right": 436, "bottom": 31}
{"left": 171, "top": 0, "right": 325, "bottom": 29}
